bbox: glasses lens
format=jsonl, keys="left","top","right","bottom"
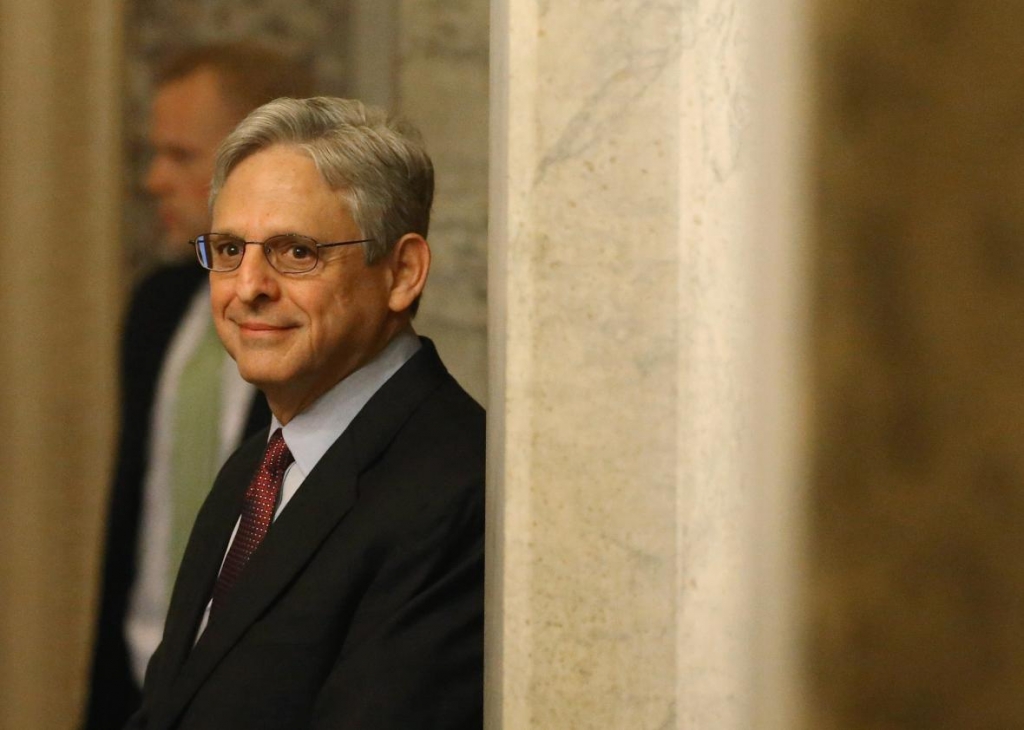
{"left": 195, "top": 235, "right": 214, "bottom": 269}
{"left": 266, "top": 235, "right": 319, "bottom": 273}
{"left": 198, "top": 234, "right": 244, "bottom": 271}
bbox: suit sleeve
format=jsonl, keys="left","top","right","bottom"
{"left": 309, "top": 477, "right": 485, "bottom": 730}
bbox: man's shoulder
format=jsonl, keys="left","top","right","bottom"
{"left": 385, "top": 338, "right": 484, "bottom": 440}
{"left": 407, "top": 374, "right": 484, "bottom": 454}
{"left": 344, "top": 339, "right": 484, "bottom": 480}
{"left": 380, "top": 355, "right": 485, "bottom": 488}
{"left": 418, "top": 372, "right": 485, "bottom": 440}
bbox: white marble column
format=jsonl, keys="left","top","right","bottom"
{"left": 487, "top": 0, "right": 810, "bottom": 727}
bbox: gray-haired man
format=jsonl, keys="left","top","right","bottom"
{"left": 128, "top": 97, "right": 484, "bottom": 730}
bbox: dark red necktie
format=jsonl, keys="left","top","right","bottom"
{"left": 210, "top": 428, "right": 293, "bottom": 617}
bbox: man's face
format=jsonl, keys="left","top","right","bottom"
{"left": 209, "top": 145, "right": 399, "bottom": 423}
{"left": 145, "top": 67, "right": 241, "bottom": 257}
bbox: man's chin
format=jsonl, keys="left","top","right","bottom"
{"left": 234, "top": 361, "right": 286, "bottom": 392}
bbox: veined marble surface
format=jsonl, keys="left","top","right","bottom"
{"left": 397, "top": 0, "right": 490, "bottom": 402}
{"left": 489, "top": 0, "right": 756, "bottom": 727}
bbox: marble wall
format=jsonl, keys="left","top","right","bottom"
{"left": 809, "top": 3, "right": 1024, "bottom": 728}
{"left": 396, "top": 0, "right": 489, "bottom": 401}
{"left": 487, "top": 0, "right": 759, "bottom": 726}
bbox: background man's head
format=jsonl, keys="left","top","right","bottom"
{"left": 144, "top": 43, "right": 313, "bottom": 257}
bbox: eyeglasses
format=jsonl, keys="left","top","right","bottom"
{"left": 190, "top": 233, "right": 374, "bottom": 274}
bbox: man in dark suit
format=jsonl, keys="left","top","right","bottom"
{"left": 84, "top": 45, "right": 311, "bottom": 730}
{"left": 127, "top": 97, "right": 484, "bottom": 729}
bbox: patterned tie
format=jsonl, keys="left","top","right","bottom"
{"left": 210, "top": 429, "right": 293, "bottom": 617}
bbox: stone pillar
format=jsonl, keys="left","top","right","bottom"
{"left": 486, "top": 0, "right": 808, "bottom": 726}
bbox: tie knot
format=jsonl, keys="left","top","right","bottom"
{"left": 264, "top": 429, "right": 294, "bottom": 476}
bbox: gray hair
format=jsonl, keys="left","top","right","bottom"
{"left": 210, "top": 96, "right": 433, "bottom": 264}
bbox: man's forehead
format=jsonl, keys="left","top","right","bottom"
{"left": 212, "top": 147, "right": 355, "bottom": 236}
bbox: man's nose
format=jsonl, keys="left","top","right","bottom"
{"left": 233, "top": 244, "right": 281, "bottom": 302}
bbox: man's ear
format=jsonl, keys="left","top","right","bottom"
{"left": 387, "top": 233, "right": 431, "bottom": 313}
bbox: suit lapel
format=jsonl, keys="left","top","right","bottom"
{"left": 149, "top": 339, "right": 450, "bottom": 730}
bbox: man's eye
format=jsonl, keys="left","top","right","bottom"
{"left": 282, "top": 242, "right": 315, "bottom": 260}
{"left": 216, "top": 241, "right": 242, "bottom": 257}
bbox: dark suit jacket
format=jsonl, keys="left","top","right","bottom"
{"left": 128, "top": 339, "right": 485, "bottom": 730}
{"left": 85, "top": 262, "right": 270, "bottom": 730}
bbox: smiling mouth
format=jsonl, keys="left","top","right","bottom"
{"left": 237, "top": 321, "right": 294, "bottom": 335}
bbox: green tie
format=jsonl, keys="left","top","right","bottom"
{"left": 168, "top": 319, "right": 225, "bottom": 591}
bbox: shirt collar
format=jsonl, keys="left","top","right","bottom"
{"left": 270, "top": 329, "right": 421, "bottom": 478}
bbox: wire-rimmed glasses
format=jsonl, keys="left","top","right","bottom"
{"left": 190, "top": 232, "right": 374, "bottom": 274}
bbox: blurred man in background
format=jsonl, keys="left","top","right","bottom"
{"left": 83, "top": 43, "right": 313, "bottom": 730}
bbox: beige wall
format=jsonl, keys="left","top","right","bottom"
{"left": 808, "top": 3, "right": 1024, "bottom": 727}
{"left": 0, "top": 0, "right": 123, "bottom": 727}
